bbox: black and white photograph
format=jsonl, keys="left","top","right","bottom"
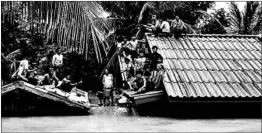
{"left": 1, "top": 1, "right": 261, "bottom": 132}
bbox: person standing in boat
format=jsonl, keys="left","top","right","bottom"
{"left": 102, "top": 68, "right": 114, "bottom": 106}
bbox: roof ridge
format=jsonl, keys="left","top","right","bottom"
{"left": 182, "top": 34, "right": 261, "bottom": 38}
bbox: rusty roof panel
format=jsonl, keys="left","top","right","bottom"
{"left": 147, "top": 35, "right": 262, "bottom": 98}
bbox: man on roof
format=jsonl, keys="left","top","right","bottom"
{"left": 149, "top": 46, "right": 163, "bottom": 71}
{"left": 127, "top": 36, "right": 145, "bottom": 60}
{"left": 11, "top": 56, "right": 36, "bottom": 82}
{"left": 144, "top": 15, "right": 162, "bottom": 35}
{"left": 52, "top": 48, "right": 63, "bottom": 71}
{"left": 171, "top": 16, "right": 185, "bottom": 38}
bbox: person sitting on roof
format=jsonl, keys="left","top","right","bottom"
{"left": 149, "top": 46, "right": 163, "bottom": 71}
{"left": 36, "top": 67, "right": 58, "bottom": 87}
{"left": 150, "top": 64, "right": 165, "bottom": 90}
{"left": 160, "top": 18, "right": 171, "bottom": 36}
{"left": 118, "top": 38, "right": 131, "bottom": 59}
{"left": 134, "top": 52, "right": 147, "bottom": 74}
{"left": 124, "top": 57, "right": 134, "bottom": 81}
{"left": 171, "top": 16, "right": 185, "bottom": 38}
{"left": 26, "top": 63, "right": 39, "bottom": 85}
{"left": 128, "top": 70, "right": 147, "bottom": 95}
{"left": 11, "top": 56, "right": 36, "bottom": 82}
{"left": 145, "top": 15, "right": 162, "bottom": 34}
{"left": 137, "top": 42, "right": 149, "bottom": 57}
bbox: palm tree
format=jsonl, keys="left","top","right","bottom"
{"left": 227, "top": 1, "right": 262, "bottom": 34}
{"left": 1, "top": 1, "right": 115, "bottom": 63}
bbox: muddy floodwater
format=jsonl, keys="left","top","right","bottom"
{"left": 2, "top": 107, "right": 261, "bottom": 132}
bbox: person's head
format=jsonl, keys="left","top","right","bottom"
{"left": 157, "top": 64, "right": 164, "bottom": 70}
{"left": 152, "top": 15, "right": 157, "bottom": 20}
{"left": 131, "top": 36, "right": 136, "bottom": 41}
{"left": 123, "top": 38, "right": 127, "bottom": 42}
{"left": 139, "top": 52, "right": 144, "bottom": 57}
{"left": 66, "top": 74, "right": 71, "bottom": 79}
{"left": 159, "top": 18, "right": 163, "bottom": 23}
{"left": 124, "top": 58, "right": 130, "bottom": 64}
{"left": 56, "top": 48, "right": 61, "bottom": 54}
{"left": 49, "top": 67, "right": 54, "bottom": 73}
{"left": 136, "top": 71, "right": 143, "bottom": 78}
{"left": 152, "top": 46, "right": 158, "bottom": 53}
{"left": 175, "top": 16, "right": 179, "bottom": 20}
{"left": 105, "top": 68, "right": 109, "bottom": 74}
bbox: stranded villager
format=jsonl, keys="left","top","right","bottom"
{"left": 52, "top": 48, "right": 63, "bottom": 71}
{"left": 160, "top": 18, "right": 171, "bottom": 36}
{"left": 102, "top": 68, "right": 114, "bottom": 106}
{"left": 128, "top": 70, "right": 147, "bottom": 95}
{"left": 171, "top": 16, "right": 185, "bottom": 38}
{"left": 12, "top": 56, "right": 36, "bottom": 81}
{"left": 149, "top": 46, "right": 163, "bottom": 82}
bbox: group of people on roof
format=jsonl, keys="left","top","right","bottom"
{"left": 117, "top": 36, "right": 165, "bottom": 95}
{"left": 11, "top": 48, "right": 89, "bottom": 105}
{"left": 141, "top": 15, "right": 186, "bottom": 38}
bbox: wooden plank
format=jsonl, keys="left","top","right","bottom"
{"left": 123, "top": 90, "right": 165, "bottom": 105}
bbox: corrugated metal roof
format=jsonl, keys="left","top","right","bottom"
{"left": 147, "top": 35, "right": 262, "bottom": 98}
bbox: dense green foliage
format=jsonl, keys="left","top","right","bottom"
{"left": 198, "top": 8, "right": 230, "bottom": 34}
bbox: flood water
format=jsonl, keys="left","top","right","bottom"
{"left": 2, "top": 106, "right": 261, "bottom": 132}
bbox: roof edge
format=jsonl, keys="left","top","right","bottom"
{"left": 181, "top": 34, "right": 261, "bottom": 38}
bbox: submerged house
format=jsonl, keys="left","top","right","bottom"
{"left": 2, "top": 81, "right": 90, "bottom": 116}
{"left": 119, "top": 34, "right": 262, "bottom": 105}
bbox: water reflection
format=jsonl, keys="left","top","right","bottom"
{"left": 2, "top": 107, "right": 261, "bottom": 132}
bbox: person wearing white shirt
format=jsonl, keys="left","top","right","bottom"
{"left": 102, "top": 68, "right": 114, "bottom": 105}
{"left": 12, "top": 57, "right": 29, "bottom": 81}
{"left": 160, "top": 18, "right": 170, "bottom": 33}
{"left": 52, "top": 48, "right": 63, "bottom": 69}
{"left": 12, "top": 56, "right": 36, "bottom": 81}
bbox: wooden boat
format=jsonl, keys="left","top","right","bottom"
{"left": 1, "top": 81, "right": 90, "bottom": 116}
{"left": 122, "top": 90, "right": 165, "bottom": 105}
{"left": 117, "top": 53, "right": 166, "bottom": 105}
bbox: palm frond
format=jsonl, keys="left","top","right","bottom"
{"left": 243, "top": 1, "right": 260, "bottom": 34}
{"left": 138, "top": 2, "right": 155, "bottom": 23}
{"left": 196, "top": 10, "right": 229, "bottom": 33}
{"left": 1, "top": 1, "right": 114, "bottom": 63}
{"left": 250, "top": 2, "right": 262, "bottom": 34}
{"left": 228, "top": 2, "right": 243, "bottom": 34}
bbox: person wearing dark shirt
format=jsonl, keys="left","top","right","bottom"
{"left": 149, "top": 46, "right": 163, "bottom": 71}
